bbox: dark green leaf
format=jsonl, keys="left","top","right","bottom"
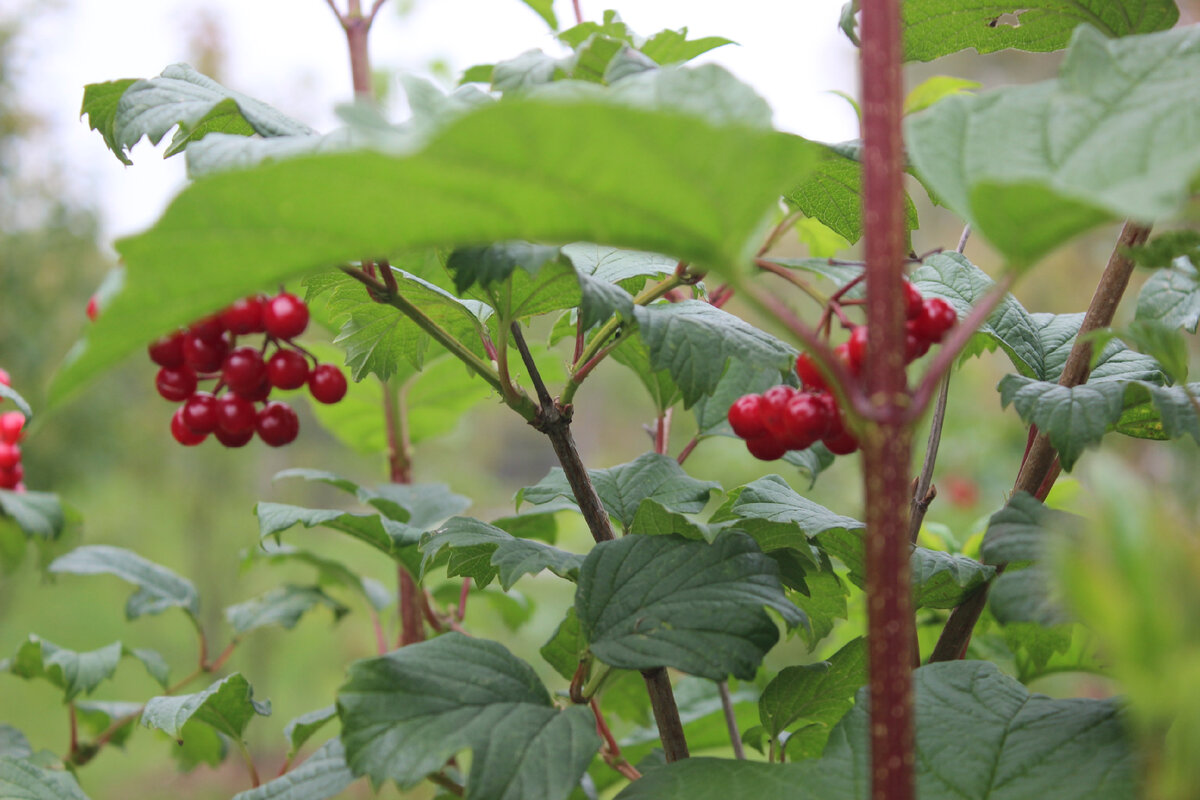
{"left": 0, "top": 491, "right": 65, "bottom": 540}
{"left": 419, "top": 517, "right": 583, "bottom": 590}
{"left": 255, "top": 502, "right": 419, "bottom": 572}
{"left": 3, "top": 636, "right": 123, "bottom": 701}
{"left": 282, "top": 706, "right": 337, "bottom": 759}
{"left": 609, "top": 336, "right": 682, "bottom": 414}
{"left": 911, "top": 549, "right": 996, "bottom": 609}
{"left": 640, "top": 29, "right": 734, "bottom": 65}
{"left": 710, "top": 475, "right": 863, "bottom": 559}
{"left": 541, "top": 608, "right": 587, "bottom": 680}
{"left": 518, "top": 452, "right": 719, "bottom": 530}
{"left": 901, "top": 0, "right": 1178, "bottom": 62}
{"left": 633, "top": 301, "right": 797, "bottom": 407}
{"left": 232, "top": 738, "right": 355, "bottom": 800}
{"left": 52, "top": 98, "right": 819, "bottom": 406}
{"left": 142, "top": 673, "right": 270, "bottom": 741}
{"left": 690, "top": 355, "right": 784, "bottom": 437}
{"left": 48, "top": 545, "right": 199, "bottom": 619}
{"left": 789, "top": 554, "right": 850, "bottom": 650}
{"left": 448, "top": 242, "right": 564, "bottom": 295}
{"left": 246, "top": 542, "right": 391, "bottom": 611}
{"left": 1136, "top": 256, "right": 1200, "bottom": 333}
{"left": 1126, "top": 231, "right": 1200, "bottom": 269}
{"left": 338, "top": 634, "right": 599, "bottom": 798}
{"left": 224, "top": 586, "right": 349, "bottom": 634}
{"left": 616, "top": 660, "right": 1136, "bottom": 799}
{"left": 629, "top": 498, "right": 727, "bottom": 542}
{"left": 784, "top": 151, "right": 918, "bottom": 244}
{"left": 576, "top": 533, "right": 804, "bottom": 680}
{"left": 0, "top": 759, "right": 91, "bottom": 800}
{"left": 563, "top": 243, "right": 676, "bottom": 331}
{"left": 907, "top": 25, "right": 1200, "bottom": 265}
{"left": 758, "top": 637, "right": 866, "bottom": 759}
{"left": 80, "top": 79, "right": 139, "bottom": 164}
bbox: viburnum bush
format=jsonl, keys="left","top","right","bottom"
{"left": 4, "top": 1, "right": 1200, "bottom": 799}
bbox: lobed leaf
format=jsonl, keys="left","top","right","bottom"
{"left": 48, "top": 545, "right": 199, "bottom": 620}
{"left": 1135, "top": 255, "right": 1200, "bottom": 333}
{"left": 282, "top": 706, "right": 337, "bottom": 759}
{"left": 419, "top": 517, "right": 584, "bottom": 590}
{"left": 758, "top": 637, "right": 867, "bottom": 758}
{"left": 142, "top": 673, "right": 270, "bottom": 741}
{"left": 784, "top": 151, "right": 919, "bottom": 244}
{"left": 0, "top": 759, "right": 91, "bottom": 800}
{"left": 232, "top": 739, "right": 355, "bottom": 800}
{"left": 710, "top": 475, "right": 863, "bottom": 559}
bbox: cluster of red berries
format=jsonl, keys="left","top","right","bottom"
{"left": 0, "top": 370, "right": 27, "bottom": 491}
{"left": 150, "top": 292, "right": 348, "bottom": 448}
{"left": 728, "top": 282, "right": 957, "bottom": 461}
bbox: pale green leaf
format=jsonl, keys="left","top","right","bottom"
{"left": 224, "top": 585, "right": 349, "bottom": 634}
{"left": 48, "top": 545, "right": 199, "bottom": 619}
{"left": 232, "top": 738, "right": 355, "bottom": 800}
{"left": 903, "top": 76, "right": 981, "bottom": 115}
{"left": 0, "top": 758, "right": 91, "bottom": 800}
{"left": 142, "top": 673, "right": 270, "bottom": 741}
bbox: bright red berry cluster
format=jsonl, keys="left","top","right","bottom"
{"left": 149, "top": 292, "right": 348, "bottom": 448}
{"left": 0, "top": 369, "right": 26, "bottom": 491}
{"left": 729, "top": 282, "right": 957, "bottom": 461}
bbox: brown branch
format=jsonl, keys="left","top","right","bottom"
{"left": 641, "top": 668, "right": 689, "bottom": 762}
{"left": 717, "top": 682, "right": 746, "bottom": 759}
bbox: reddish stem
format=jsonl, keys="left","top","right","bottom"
{"left": 369, "top": 608, "right": 389, "bottom": 655}
{"left": 676, "top": 436, "right": 700, "bottom": 465}
{"left": 456, "top": 578, "right": 471, "bottom": 623}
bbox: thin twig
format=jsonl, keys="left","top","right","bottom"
{"left": 756, "top": 210, "right": 805, "bottom": 257}
{"left": 572, "top": 0, "right": 584, "bottom": 24}
{"left": 908, "top": 373, "right": 948, "bottom": 546}
{"left": 369, "top": 608, "right": 389, "bottom": 655}
{"left": 322, "top": 0, "right": 345, "bottom": 25}
{"left": 428, "top": 772, "right": 465, "bottom": 797}
{"left": 368, "top": 0, "right": 388, "bottom": 23}
{"left": 676, "top": 436, "right": 700, "bottom": 465}
{"left": 510, "top": 322, "right": 553, "bottom": 409}
{"left": 455, "top": 578, "right": 470, "bottom": 623}
{"left": 717, "top": 682, "right": 746, "bottom": 759}
{"left": 755, "top": 258, "right": 829, "bottom": 306}
{"left": 591, "top": 699, "right": 643, "bottom": 781}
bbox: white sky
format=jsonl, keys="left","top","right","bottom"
{"left": 14, "top": 0, "right": 858, "bottom": 243}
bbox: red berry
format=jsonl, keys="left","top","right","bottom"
{"left": 0, "top": 463, "right": 24, "bottom": 489}
{"left": 263, "top": 293, "right": 309, "bottom": 340}
{"left": 759, "top": 385, "right": 796, "bottom": 439}
{"left": 257, "top": 401, "right": 299, "bottom": 447}
{"left": 0, "top": 442, "right": 20, "bottom": 469}
{"left": 823, "top": 429, "right": 859, "bottom": 455}
{"left": 181, "top": 392, "right": 219, "bottom": 434}
{"left": 833, "top": 341, "right": 857, "bottom": 377}
{"left": 795, "top": 353, "right": 828, "bottom": 392}
{"left": 911, "top": 298, "right": 957, "bottom": 343}
{"left": 268, "top": 350, "right": 310, "bottom": 390}
{"left": 728, "top": 395, "right": 769, "bottom": 440}
{"left": 222, "top": 347, "right": 267, "bottom": 395}
{"left": 782, "top": 393, "right": 831, "bottom": 451}
{"left": 189, "top": 315, "right": 225, "bottom": 342}
{"left": 0, "top": 369, "right": 9, "bottom": 387}
{"left": 0, "top": 412, "right": 24, "bottom": 443}
{"left": 308, "top": 364, "right": 347, "bottom": 404}
{"left": 846, "top": 326, "right": 868, "bottom": 373}
{"left": 220, "top": 296, "right": 267, "bottom": 335}
{"left": 216, "top": 393, "right": 257, "bottom": 435}
{"left": 214, "top": 427, "right": 254, "bottom": 448}
{"left": 745, "top": 434, "right": 787, "bottom": 461}
{"left": 149, "top": 332, "right": 186, "bottom": 368}
{"left": 237, "top": 376, "right": 273, "bottom": 402}
{"left": 183, "top": 333, "right": 229, "bottom": 374}
{"left": 905, "top": 322, "right": 932, "bottom": 362}
{"left": 904, "top": 281, "right": 924, "bottom": 320}
{"left": 155, "top": 367, "right": 197, "bottom": 402}
{"left": 170, "top": 408, "right": 207, "bottom": 446}
{"left": 86, "top": 296, "right": 99, "bottom": 321}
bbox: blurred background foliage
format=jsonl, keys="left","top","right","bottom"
{"left": 2, "top": 2, "right": 1200, "bottom": 798}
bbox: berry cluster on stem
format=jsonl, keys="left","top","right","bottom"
{"left": 0, "top": 369, "right": 27, "bottom": 491}
{"left": 728, "top": 280, "right": 956, "bottom": 461}
{"left": 148, "top": 292, "right": 349, "bottom": 448}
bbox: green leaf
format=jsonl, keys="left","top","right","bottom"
{"left": 80, "top": 79, "right": 139, "bottom": 164}
{"left": 1115, "top": 381, "right": 1200, "bottom": 441}
{"left": 710, "top": 475, "right": 863, "bottom": 558}
{"left": 601, "top": 64, "right": 775, "bottom": 129}
{"left": 0, "top": 490, "right": 65, "bottom": 539}
{"left": 48, "top": 545, "right": 199, "bottom": 620}
{"left": 448, "top": 242, "right": 564, "bottom": 295}
{"left": 517, "top": 452, "right": 719, "bottom": 530}
{"left": 224, "top": 585, "right": 349, "bottom": 634}
{"left": 640, "top": 29, "right": 734, "bottom": 65}
{"left": 419, "top": 517, "right": 584, "bottom": 590}
{"left": 0, "top": 384, "right": 32, "bottom": 420}
{"left": 246, "top": 542, "right": 391, "bottom": 611}
{"left": 690, "top": 357, "right": 787, "bottom": 441}
{"left": 562, "top": 243, "right": 677, "bottom": 331}
{"left": 492, "top": 50, "right": 565, "bottom": 92}
{"left": 629, "top": 498, "right": 728, "bottom": 542}
{"left": 558, "top": 11, "right": 635, "bottom": 49}
{"left": 901, "top": 0, "right": 1178, "bottom": 62}
{"left": 1136, "top": 256, "right": 1200, "bottom": 333}
{"left": 789, "top": 555, "right": 850, "bottom": 650}
{"left": 784, "top": 151, "right": 918, "bottom": 244}
{"left": 337, "top": 633, "right": 599, "bottom": 798}
{"left": 51, "top": 99, "right": 819, "bottom": 406}
{"left": 3, "top": 636, "right": 123, "bottom": 701}
{"left": 515, "top": 0, "right": 557, "bottom": 29}
{"left": 0, "top": 726, "right": 31, "bottom": 760}
{"left": 907, "top": 25, "right": 1200, "bottom": 265}
{"left": 0, "top": 759, "right": 91, "bottom": 800}
{"left": 541, "top": 608, "right": 587, "bottom": 680}
{"left": 103, "top": 64, "right": 313, "bottom": 161}
{"left": 1112, "top": 320, "right": 1189, "bottom": 384}
{"left": 616, "top": 660, "right": 1136, "bottom": 799}
{"left": 282, "top": 706, "right": 336, "bottom": 759}
{"left": 169, "top": 719, "right": 228, "bottom": 771}
{"left": 911, "top": 549, "right": 996, "bottom": 609}
{"left": 609, "top": 336, "right": 682, "bottom": 414}
{"left": 633, "top": 301, "right": 797, "bottom": 407}
{"left": 74, "top": 700, "right": 143, "bottom": 748}
{"left": 567, "top": 34, "right": 628, "bottom": 84}
{"left": 1126, "top": 231, "right": 1200, "bottom": 269}
{"left": 254, "top": 502, "right": 421, "bottom": 570}
{"left": 232, "top": 738, "right": 355, "bottom": 800}
{"left": 142, "top": 673, "right": 270, "bottom": 741}
{"left": 903, "top": 76, "right": 980, "bottom": 114}
{"left": 575, "top": 532, "right": 804, "bottom": 680}
{"left": 758, "top": 637, "right": 866, "bottom": 757}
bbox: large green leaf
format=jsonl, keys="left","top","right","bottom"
{"left": 1136, "top": 256, "right": 1200, "bottom": 332}
{"left": 52, "top": 98, "right": 819, "bottom": 406}
{"left": 517, "top": 452, "right": 719, "bottom": 531}
{"left": 337, "top": 634, "right": 599, "bottom": 798}
{"left": 616, "top": 660, "right": 1136, "bottom": 799}
{"left": 0, "top": 758, "right": 91, "bottom": 800}
{"left": 0, "top": 491, "right": 65, "bottom": 540}
{"left": 224, "top": 586, "right": 349, "bottom": 634}
{"left": 640, "top": 28, "right": 734, "bottom": 65}
{"left": 87, "top": 64, "right": 312, "bottom": 163}
{"left": 575, "top": 532, "right": 804, "bottom": 680}
{"left": 48, "top": 545, "right": 199, "bottom": 620}
{"left": 563, "top": 243, "right": 677, "bottom": 331}
{"left": 901, "top": 0, "right": 1178, "bottom": 62}
{"left": 758, "top": 637, "right": 866, "bottom": 758}
{"left": 231, "top": 739, "right": 355, "bottom": 800}
{"left": 907, "top": 25, "right": 1200, "bottom": 265}
{"left": 710, "top": 475, "right": 863, "bottom": 559}
{"left": 633, "top": 301, "right": 797, "bottom": 407}
{"left": 784, "top": 151, "right": 919, "bottom": 244}
{"left": 419, "top": 516, "right": 584, "bottom": 590}
{"left": 142, "top": 673, "right": 270, "bottom": 741}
